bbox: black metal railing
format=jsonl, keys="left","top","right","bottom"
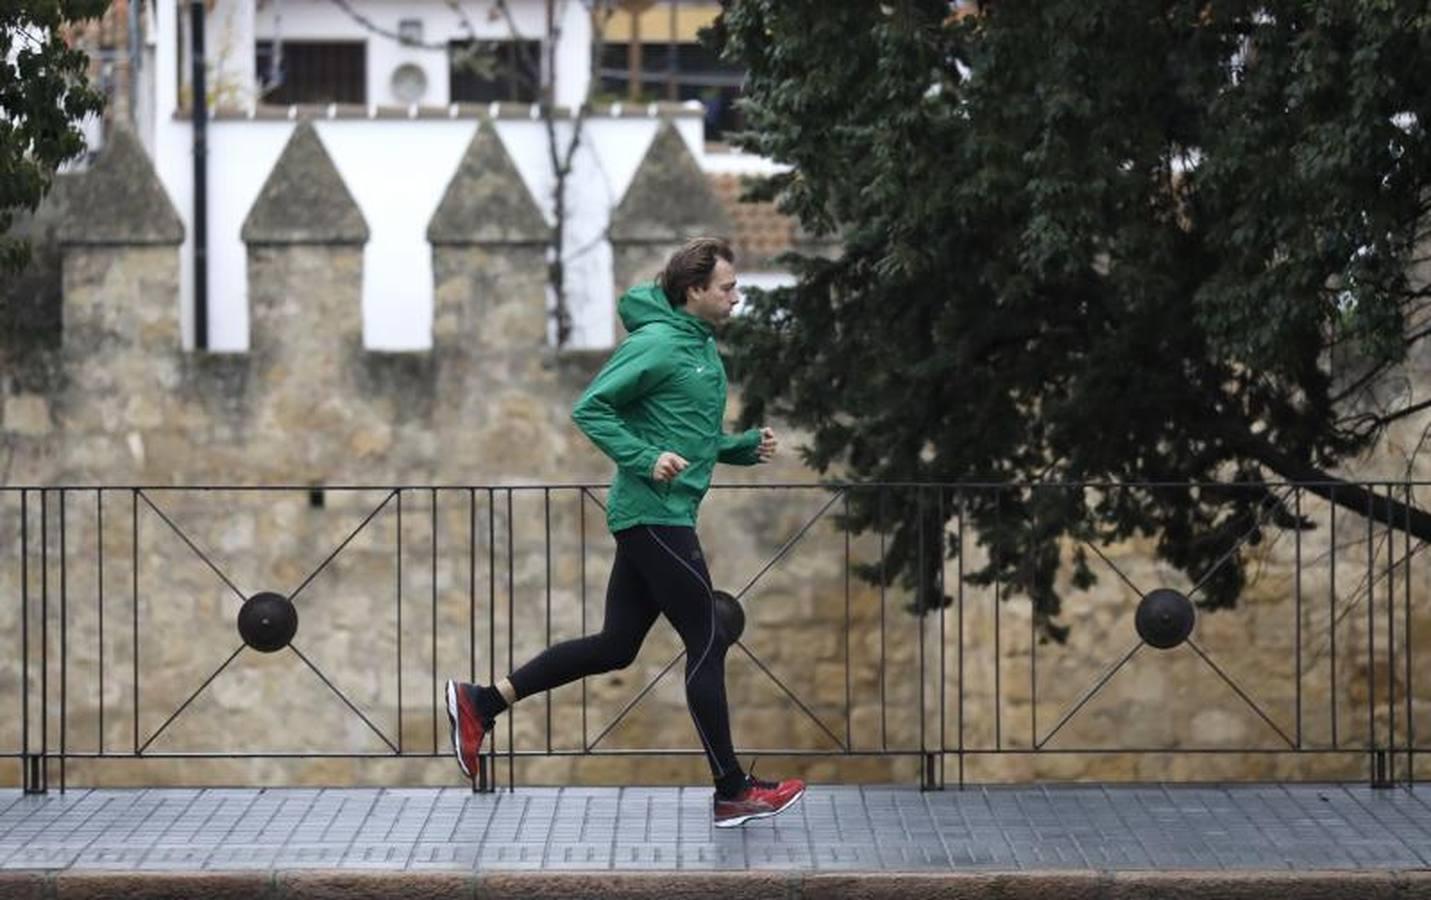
{"left": 2, "top": 481, "right": 1426, "bottom": 793}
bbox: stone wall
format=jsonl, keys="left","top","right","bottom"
{"left": 2, "top": 119, "right": 1430, "bottom": 790}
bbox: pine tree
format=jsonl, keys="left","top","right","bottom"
{"left": 713, "top": 1, "right": 1431, "bottom": 636}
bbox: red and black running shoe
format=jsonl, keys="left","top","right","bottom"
{"left": 444, "top": 679, "right": 489, "bottom": 779}
{"left": 713, "top": 774, "right": 806, "bottom": 828}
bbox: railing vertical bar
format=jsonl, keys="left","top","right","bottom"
{"left": 1331, "top": 486, "right": 1338, "bottom": 749}
{"left": 580, "top": 490, "right": 588, "bottom": 750}
{"left": 957, "top": 489, "right": 965, "bottom": 790}
{"left": 97, "top": 491, "right": 104, "bottom": 756}
{"left": 469, "top": 489, "right": 476, "bottom": 684}
{"left": 937, "top": 487, "right": 946, "bottom": 787}
{"left": 468, "top": 488, "right": 477, "bottom": 792}
{"left": 1368, "top": 489, "right": 1376, "bottom": 778}
{"left": 60, "top": 489, "right": 67, "bottom": 792}
{"left": 995, "top": 486, "right": 1002, "bottom": 751}
{"left": 21, "top": 490, "right": 29, "bottom": 787}
{"left": 1294, "top": 486, "right": 1302, "bottom": 749}
{"left": 131, "top": 489, "right": 138, "bottom": 757}
{"left": 1386, "top": 485, "right": 1396, "bottom": 783}
{"left": 545, "top": 488, "right": 552, "bottom": 756}
{"left": 41, "top": 489, "right": 48, "bottom": 782}
{"left": 1405, "top": 482, "right": 1414, "bottom": 785}
{"left": 844, "top": 490, "right": 852, "bottom": 752}
{"left": 487, "top": 489, "right": 496, "bottom": 786}
{"left": 397, "top": 489, "right": 404, "bottom": 754}
{"left": 879, "top": 488, "right": 887, "bottom": 751}
{"left": 507, "top": 488, "right": 515, "bottom": 792}
{"left": 432, "top": 488, "right": 439, "bottom": 756}
{"left": 1030, "top": 486, "right": 1037, "bottom": 753}
{"left": 917, "top": 487, "right": 927, "bottom": 779}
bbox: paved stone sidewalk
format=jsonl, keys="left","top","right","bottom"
{"left": 1, "top": 784, "right": 1430, "bottom": 873}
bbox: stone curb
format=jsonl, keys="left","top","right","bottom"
{"left": 2, "top": 869, "right": 1431, "bottom": 899}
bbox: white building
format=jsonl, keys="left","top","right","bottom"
{"left": 130, "top": 0, "right": 788, "bottom": 352}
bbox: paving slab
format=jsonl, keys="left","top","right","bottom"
{"left": 0, "top": 783, "right": 1428, "bottom": 880}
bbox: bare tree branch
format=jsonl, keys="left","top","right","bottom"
{"left": 489, "top": 0, "right": 621, "bottom": 346}
{"left": 1330, "top": 357, "right": 1397, "bottom": 405}
{"left": 1402, "top": 418, "right": 1431, "bottom": 480}
{"left": 1353, "top": 395, "right": 1431, "bottom": 430}
{"left": 1404, "top": 323, "right": 1431, "bottom": 347}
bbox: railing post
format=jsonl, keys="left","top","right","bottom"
{"left": 921, "top": 752, "right": 939, "bottom": 791}
{"left": 21, "top": 489, "right": 47, "bottom": 795}
{"left": 23, "top": 754, "right": 47, "bottom": 795}
{"left": 1371, "top": 748, "right": 1392, "bottom": 789}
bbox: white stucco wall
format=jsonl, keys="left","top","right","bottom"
{"left": 240, "top": 0, "right": 591, "bottom": 109}
{"left": 149, "top": 0, "right": 775, "bottom": 352}
{"left": 151, "top": 108, "right": 705, "bottom": 350}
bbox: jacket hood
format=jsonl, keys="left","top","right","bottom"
{"left": 618, "top": 282, "right": 712, "bottom": 338}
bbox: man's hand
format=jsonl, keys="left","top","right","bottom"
{"left": 756, "top": 427, "right": 778, "bottom": 462}
{"left": 652, "top": 451, "right": 689, "bottom": 482}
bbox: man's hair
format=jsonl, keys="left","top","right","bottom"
{"left": 658, "top": 237, "right": 735, "bottom": 307}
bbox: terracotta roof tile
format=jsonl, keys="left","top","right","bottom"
{"left": 708, "top": 173, "right": 796, "bottom": 268}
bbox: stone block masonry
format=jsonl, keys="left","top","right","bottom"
{"left": 3, "top": 113, "right": 1431, "bottom": 789}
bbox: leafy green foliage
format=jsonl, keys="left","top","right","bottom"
{"left": 713, "top": 1, "right": 1431, "bottom": 637}
{"left": 1, "top": 0, "right": 110, "bottom": 273}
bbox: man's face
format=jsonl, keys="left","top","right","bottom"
{"left": 686, "top": 258, "right": 739, "bottom": 327}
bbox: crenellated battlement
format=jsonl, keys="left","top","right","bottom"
{"left": 1, "top": 114, "right": 738, "bottom": 488}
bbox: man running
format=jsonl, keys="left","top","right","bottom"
{"left": 445, "top": 237, "right": 804, "bottom": 827}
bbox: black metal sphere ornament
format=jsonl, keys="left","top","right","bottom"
{"left": 712, "top": 589, "right": 745, "bottom": 644}
{"left": 237, "top": 591, "right": 299, "bottom": 653}
{"left": 1135, "top": 588, "right": 1195, "bottom": 649}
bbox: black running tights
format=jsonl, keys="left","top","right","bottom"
{"left": 506, "top": 525, "right": 739, "bottom": 781}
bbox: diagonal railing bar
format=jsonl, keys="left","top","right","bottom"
{"left": 583, "top": 484, "right": 849, "bottom": 750}
{"left": 1326, "top": 540, "right": 1429, "bottom": 633}
{"left": 581, "top": 487, "right": 608, "bottom": 514}
{"left": 1186, "top": 638, "right": 1295, "bottom": 749}
{"left": 586, "top": 538, "right": 852, "bottom": 752}
{"left": 288, "top": 490, "right": 398, "bottom": 603}
{"left": 585, "top": 649, "right": 685, "bottom": 752}
{"left": 289, "top": 644, "right": 399, "bottom": 753}
{"left": 1187, "top": 486, "right": 1294, "bottom": 602}
{"left": 734, "top": 489, "right": 845, "bottom": 600}
{"left": 1036, "top": 641, "right": 1143, "bottom": 749}
{"left": 138, "top": 491, "right": 248, "bottom": 604}
{"left": 732, "top": 639, "right": 848, "bottom": 751}
{"left": 1079, "top": 539, "right": 1145, "bottom": 599}
{"left": 139, "top": 644, "right": 245, "bottom": 754}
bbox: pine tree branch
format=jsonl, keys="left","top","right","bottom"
{"left": 1235, "top": 432, "right": 1431, "bottom": 541}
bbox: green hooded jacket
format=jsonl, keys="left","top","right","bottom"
{"left": 572, "top": 282, "right": 762, "bottom": 533}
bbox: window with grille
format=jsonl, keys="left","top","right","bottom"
{"left": 598, "top": 42, "right": 744, "bottom": 140}
{"left": 255, "top": 40, "right": 367, "bottom": 105}
{"left": 448, "top": 40, "right": 542, "bottom": 103}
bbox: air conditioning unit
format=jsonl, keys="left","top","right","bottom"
{"left": 390, "top": 62, "right": 428, "bottom": 103}
{"left": 389, "top": 18, "right": 430, "bottom": 104}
